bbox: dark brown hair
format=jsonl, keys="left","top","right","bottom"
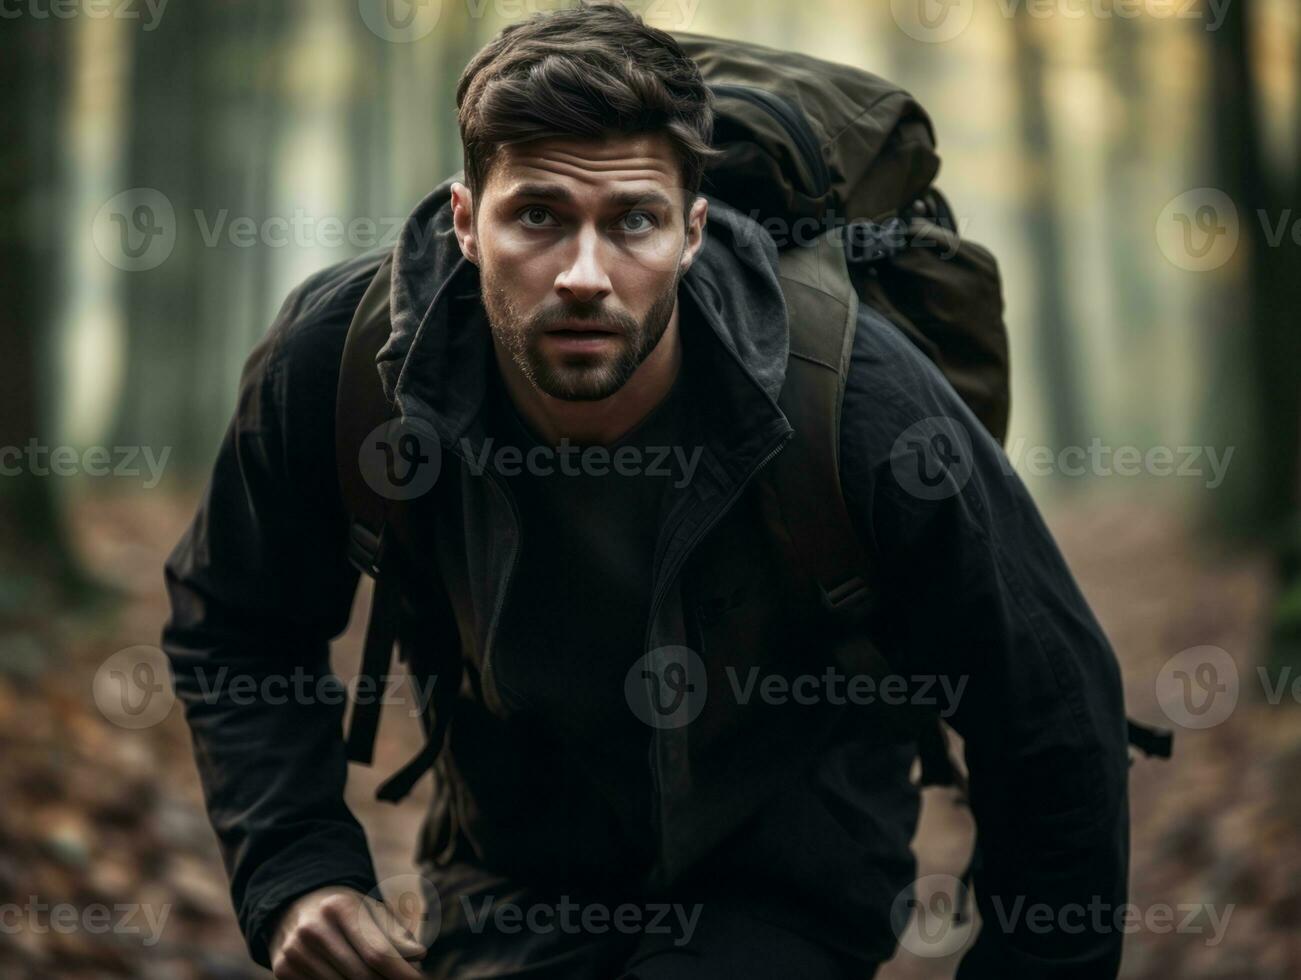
{"left": 456, "top": 0, "right": 722, "bottom": 205}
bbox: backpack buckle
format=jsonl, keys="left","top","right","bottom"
{"left": 347, "top": 522, "right": 385, "bottom": 578}
{"left": 843, "top": 217, "right": 910, "bottom": 265}
{"left": 820, "top": 575, "right": 872, "bottom": 613}
{"left": 1127, "top": 719, "right": 1174, "bottom": 759}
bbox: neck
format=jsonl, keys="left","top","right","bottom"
{"left": 493, "top": 303, "right": 683, "bottom": 446}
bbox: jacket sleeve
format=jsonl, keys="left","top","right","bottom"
{"left": 160, "top": 281, "right": 379, "bottom": 968}
{"left": 839, "top": 308, "right": 1130, "bottom": 979}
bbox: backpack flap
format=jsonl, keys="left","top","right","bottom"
{"left": 675, "top": 31, "right": 1010, "bottom": 450}
{"left": 676, "top": 31, "right": 939, "bottom": 225}
{"left": 850, "top": 189, "right": 1012, "bottom": 444}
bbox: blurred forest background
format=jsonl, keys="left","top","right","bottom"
{"left": 1, "top": 0, "right": 1299, "bottom": 977}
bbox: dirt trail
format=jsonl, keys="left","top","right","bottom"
{"left": 0, "top": 491, "right": 1294, "bottom": 978}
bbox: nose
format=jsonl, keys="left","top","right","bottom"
{"left": 554, "top": 226, "right": 612, "bottom": 304}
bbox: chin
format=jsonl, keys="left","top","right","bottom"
{"left": 532, "top": 363, "right": 624, "bottom": 401}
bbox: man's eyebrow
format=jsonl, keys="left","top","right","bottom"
{"left": 503, "top": 182, "right": 676, "bottom": 211}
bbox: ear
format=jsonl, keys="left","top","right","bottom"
{"left": 679, "top": 195, "right": 709, "bottom": 275}
{"left": 451, "top": 181, "right": 478, "bottom": 265}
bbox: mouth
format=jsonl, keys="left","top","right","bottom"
{"left": 543, "top": 320, "right": 621, "bottom": 337}
{"left": 540, "top": 320, "right": 622, "bottom": 351}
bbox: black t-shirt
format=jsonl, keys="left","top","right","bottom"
{"left": 480, "top": 349, "right": 695, "bottom": 872}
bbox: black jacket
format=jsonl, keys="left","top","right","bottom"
{"left": 163, "top": 187, "right": 1130, "bottom": 977}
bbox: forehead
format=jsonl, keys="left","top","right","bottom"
{"left": 485, "top": 132, "right": 684, "bottom": 203}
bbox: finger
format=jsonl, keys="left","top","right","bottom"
{"left": 364, "top": 895, "right": 428, "bottom": 960}
{"left": 332, "top": 898, "right": 426, "bottom": 980}
{"left": 300, "top": 923, "right": 389, "bottom": 980}
{"left": 275, "top": 939, "right": 353, "bottom": 980}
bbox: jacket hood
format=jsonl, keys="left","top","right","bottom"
{"left": 377, "top": 173, "right": 791, "bottom": 454}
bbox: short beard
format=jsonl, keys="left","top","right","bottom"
{"left": 481, "top": 267, "right": 682, "bottom": 402}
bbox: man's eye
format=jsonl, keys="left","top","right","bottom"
{"left": 619, "top": 210, "right": 658, "bottom": 234}
{"left": 519, "top": 206, "right": 556, "bottom": 228}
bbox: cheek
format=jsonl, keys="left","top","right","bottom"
{"left": 615, "top": 266, "right": 677, "bottom": 318}
{"left": 482, "top": 238, "right": 554, "bottom": 296}
{"left": 624, "top": 234, "right": 684, "bottom": 278}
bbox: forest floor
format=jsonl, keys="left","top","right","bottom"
{"left": 0, "top": 488, "right": 1298, "bottom": 979}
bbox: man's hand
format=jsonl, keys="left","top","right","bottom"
{"left": 269, "top": 885, "right": 428, "bottom": 979}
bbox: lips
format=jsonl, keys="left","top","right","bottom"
{"left": 543, "top": 319, "right": 620, "bottom": 335}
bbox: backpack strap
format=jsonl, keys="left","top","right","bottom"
{"left": 768, "top": 233, "right": 874, "bottom": 616}
{"left": 336, "top": 253, "right": 396, "bottom": 579}
{"left": 766, "top": 233, "right": 1172, "bottom": 789}
{"left": 335, "top": 254, "right": 459, "bottom": 799}
{"left": 768, "top": 233, "right": 960, "bottom": 789}
{"left": 335, "top": 255, "right": 398, "bottom": 770}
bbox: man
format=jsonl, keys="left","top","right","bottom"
{"left": 162, "top": 3, "right": 1130, "bottom": 978}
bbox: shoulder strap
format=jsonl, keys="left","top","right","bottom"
{"left": 335, "top": 255, "right": 401, "bottom": 770}
{"left": 768, "top": 232, "right": 872, "bottom": 617}
{"left": 769, "top": 236, "right": 957, "bottom": 789}
{"left": 334, "top": 254, "right": 460, "bottom": 799}
{"left": 766, "top": 238, "right": 1171, "bottom": 776}
{"left": 336, "top": 253, "right": 396, "bottom": 575}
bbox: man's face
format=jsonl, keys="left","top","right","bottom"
{"left": 452, "top": 133, "right": 708, "bottom": 401}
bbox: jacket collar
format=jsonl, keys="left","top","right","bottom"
{"left": 377, "top": 174, "right": 793, "bottom": 476}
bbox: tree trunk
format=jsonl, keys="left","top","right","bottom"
{"left": 0, "top": 16, "right": 83, "bottom": 607}
{"left": 1207, "top": 0, "right": 1301, "bottom": 540}
{"left": 1011, "top": 11, "right": 1088, "bottom": 460}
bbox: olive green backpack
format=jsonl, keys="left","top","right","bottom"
{"left": 335, "top": 32, "right": 1170, "bottom": 804}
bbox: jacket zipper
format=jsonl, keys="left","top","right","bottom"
{"left": 643, "top": 427, "right": 794, "bottom": 856}
{"left": 709, "top": 83, "right": 832, "bottom": 196}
